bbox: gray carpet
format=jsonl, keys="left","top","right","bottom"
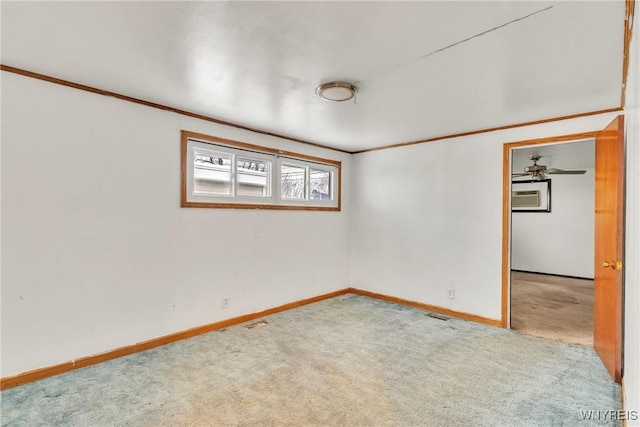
{"left": 0, "top": 294, "right": 620, "bottom": 426}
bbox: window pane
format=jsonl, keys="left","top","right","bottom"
{"left": 184, "top": 133, "right": 340, "bottom": 209}
{"left": 237, "top": 157, "right": 270, "bottom": 197}
{"left": 193, "top": 153, "right": 232, "bottom": 196}
{"left": 281, "top": 164, "right": 306, "bottom": 199}
{"left": 310, "top": 169, "right": 331, "bottom": 200}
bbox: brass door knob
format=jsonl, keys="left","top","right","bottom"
{"left": 602, "top": 260, "right": 622, "bottom": 270}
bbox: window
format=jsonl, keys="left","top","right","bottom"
{"left": 281, "top": 163, "right": 306, "bottom": 200}
{"left": 182, "top": 131, "right": 340, "bottom": 210}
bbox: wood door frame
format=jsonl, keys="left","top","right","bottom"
{"left": 500, "top": 131, "right": 599, "bottom": 328}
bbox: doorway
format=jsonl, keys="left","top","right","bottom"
{"left": 509, "top": 140, "right": 595, "bottom": 346}
{"left": 500, "top": 116, "right": 625, "bottom": 383}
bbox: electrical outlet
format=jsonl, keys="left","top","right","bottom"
{"left": 222, "top": 297, "right": 230, "bottom": 309}
{"left": 447, "top": 289, "right": 455, "bottom": 300}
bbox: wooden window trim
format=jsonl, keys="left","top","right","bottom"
{"left": 181, "top": 130, "right": 341, "bottom": 211}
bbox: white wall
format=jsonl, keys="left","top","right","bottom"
{"left": 623, "top": 7, "right": 640, "bottom": 421}
{"left": 511, "top": 165, "right": 595, "bottom": 279}
{"left": 1, "top": 29, "right": 638, "bottom": 417}
{"left": 0, "top": 73, "right": 351, "bottom": 377}
{"left": 350, "top": 112, "right": 618, "bottom": 321}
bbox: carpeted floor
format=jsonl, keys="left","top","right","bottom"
{"left": 511, "top": 271, "right": 594, "bottom": 346}
{"left": 0, "top": 294, "right": 620, "bottom": 426}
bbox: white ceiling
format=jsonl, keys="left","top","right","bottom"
{"left": 1, "top": 1, "right": 626, "bottom": 153}
{"left": 512, "top": 139, "right": 595, "bottom": 172}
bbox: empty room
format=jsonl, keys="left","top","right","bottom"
{"left": 1, "top": 1, "right": 639, "bottom": 426}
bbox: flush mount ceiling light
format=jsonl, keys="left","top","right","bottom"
{"left": 316, "top": 81, "right": 357, "bottom": 102}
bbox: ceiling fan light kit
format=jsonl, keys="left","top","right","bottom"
{"left": 512, "top": 155, "right": 587, "bottom": 181}
{"left": 316, "top": 81, "right": 357, "bottom": 102}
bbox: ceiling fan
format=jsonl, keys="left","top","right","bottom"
{"left": 512, "top": 155, "right": 587, "bottom": 181}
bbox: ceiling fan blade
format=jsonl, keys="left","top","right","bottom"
{"left": 511, "top": 173, "right": 530, "bottom": 177}
{"left": 546, "top": 168, "right": 587, "bottom": 175}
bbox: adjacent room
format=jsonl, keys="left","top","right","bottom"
{"left": 1, "top": 1, "right": 639, "bottom": 425}
{"left": 510, "top": 140, "right": 596, "bottom": 346}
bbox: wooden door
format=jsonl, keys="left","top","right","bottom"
{"left": 594, "top": 115, "right": 624, "bottom": 383}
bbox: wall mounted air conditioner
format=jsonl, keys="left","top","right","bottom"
{"left": 512, "top": 190, "right": 539, "bottom": 208}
